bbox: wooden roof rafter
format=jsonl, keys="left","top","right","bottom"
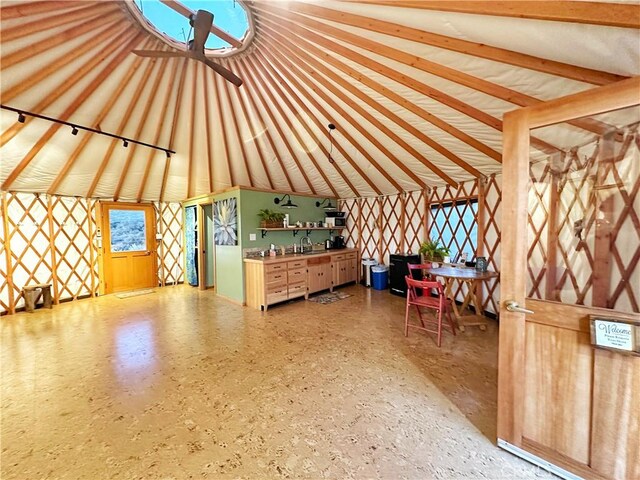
{"left": 0, "top": 1, "right": 98, "bottom": 20}
{"left": 186, "top": 61, "right": 200, "bottom": 199}
{"left": 286, "top": 2, "right": 624, "bottom": 86}
{"left": 210, "top": 68, "right": 238, "bottom": 187}
{"left": 234, "top": 57, "right": 320, "bottom": 195}
{"left": 257, "top": 28, "right": 482, "bottom": 179}
{"left": 243, "top": 55, "right": 341, "bottom": 197}
{"left": 243, "top": 54, "right": 358, "bottom": 198}
{"left": 200, "top": 61, "right": 214, "bottom": 193}
{"left": 48, "top": 37, "right": 159, "bottom": 195}
{"left": 256, "top": 5, "right": 560, "bottom": 155}
{"left": 255, "top": 12, "right": 501, "bottom": 163}
{"left": 1, "top": 30, "right": 146, "bottom": 192}
{"left": 259, "top": 45, "right": 453, "bottom": 189}
{"left": 137, "top": 57, "right": 183, "bottom": 202}
{"left": 345, "top": 1, "right": 640, "bottom": 29}
{"left": 270, "top": 2, "right": 610, "bottom": 136}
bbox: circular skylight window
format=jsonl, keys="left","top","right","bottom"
{"left": 133, "top": 0, "right": 251, "bottom": 53}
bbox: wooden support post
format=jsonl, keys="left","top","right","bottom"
{"left": 544, "top": 168, "right": 560, "bottom": 301}
{"left": 476, "top": 176, "right": 487, "bottom": 310}
{"left": 157, "top": 203, "right": 166, "bottom": 288}
{"left": 357, "top": 198, "right": 363, "bottom": 255}
{"left": 377, "top": 196, "right": 384, "bottom": 264}
{"left": 2, "top": 192, "right": 16, "bottom": 314}
{"left": 400, "top": 193, "right": 406, "bottom": 254}
{"left": 592, "top": 131, "right": 615, "bottom": 308}
{"left": 87, "top": 199, "right": 97, "bottom": 297}
{"left": 423, "top": 187, "right": 431, "bottom": 242}
{"left": 46, "top": 195, "right": 60, "bottom": 304}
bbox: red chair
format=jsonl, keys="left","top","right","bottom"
{"left": 404, "top": 276, "right": 456, "bottom": 347}
{"left": 407, "top": 262, "right": 432, "bottom": 280}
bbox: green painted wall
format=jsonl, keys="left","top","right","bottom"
{"left": 211, "top": 189, "right": 243, "bottom": 303}
{"left": 239, "top": 190, "right": 339, "bottom": 250}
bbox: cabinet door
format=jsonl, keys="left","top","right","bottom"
{"left": 346, "top": 258, "right": 357, "bottom": 283}
{"left": 321, "top": 262, "right": 333, "bottom": 290}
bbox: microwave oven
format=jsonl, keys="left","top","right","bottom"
{"left": 325, "top": 217, "right": 346, "bottom": 227}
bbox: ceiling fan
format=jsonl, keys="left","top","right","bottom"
{"left": 133, "top": 9, "right": 243, "bottom": 87}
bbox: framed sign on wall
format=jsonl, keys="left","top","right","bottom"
{"left": 590, "top": 315, "right": 640, "bottom": 356}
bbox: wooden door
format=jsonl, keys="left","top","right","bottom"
{"left": 101, "top": 203, "right": 157, "bottom": 294}
{"left": 498, "top": 78, "right": 640, "bottom": 480}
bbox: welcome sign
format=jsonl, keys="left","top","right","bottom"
{"left": 590, "top": 316, "right": 640, "bottom": 356}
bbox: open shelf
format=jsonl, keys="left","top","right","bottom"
{"left": 257, "top": 227, "right": 344, "bottom": 238}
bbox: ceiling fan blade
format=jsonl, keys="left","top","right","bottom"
{"left": 190, "top": 10, "right": 213, "bottom": 53}
{"left": 201, "top": 57, "right": 243, "bottom": 87}
{"left": 133, "top": 50, "right": 188, "bottom": 58}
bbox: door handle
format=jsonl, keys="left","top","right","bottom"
{"left": 505, "top": 300, "right": 534, "bottom": 314}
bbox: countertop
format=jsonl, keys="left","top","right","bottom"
{"left": 243, "top": 248, "right": 358, "bottom": 264}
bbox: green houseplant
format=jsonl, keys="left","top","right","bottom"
{"left": 419, "top": 238, "right": 450, "bottom": 262}
{"left": 257, "top": 209, "right": 286, "bottom": 228}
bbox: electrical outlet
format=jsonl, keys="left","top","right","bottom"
{"left": 249, "top": 233, "right": 256, "bottom": 241}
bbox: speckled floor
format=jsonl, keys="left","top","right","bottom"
{"left": 1, "top": 285, "right": 552, "bottom": 479}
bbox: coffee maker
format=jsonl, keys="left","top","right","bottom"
{"left": 332, "top": 235, "right": 346, "bottom": 249}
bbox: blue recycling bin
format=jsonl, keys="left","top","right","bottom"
{"left": 371, "top": 265, "right": 389, "bottom": 290}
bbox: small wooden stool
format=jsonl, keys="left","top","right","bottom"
{"left": 22, "top": 284, "right": 53, "bottom": 312}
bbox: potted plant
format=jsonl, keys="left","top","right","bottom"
{"left": 257, "top": 209, "right": 286, "bottom": 228}
{"left": 419, "top": 238, "right": 450, "bottom": 263}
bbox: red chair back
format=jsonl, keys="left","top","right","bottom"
{"left": 407, "top": 263, "right": 432, "bottom": 274}
{"left": 405, "top": 276, "right": 445, "bottom": 303}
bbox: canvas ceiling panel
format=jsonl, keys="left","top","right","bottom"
{"left": 116, "top": 150, "right": 165, "bottom": 202}
{"left": 315, "top": 15, "right": 596, "bottom": 102}
{"left": 322, "top": 0, "right": 640, "bottom": 76}
{"left": 203, "top": 74, "right": 233, "bottom": 192}
{"left": 284, "top": 59, "right": 445, "bottom": 189}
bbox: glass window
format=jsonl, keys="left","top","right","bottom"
{"left": 109, "top": 210, "right": 147, "bottom": 252}
{"left": 430, "top": 199, "right": 478, "bottom": 261}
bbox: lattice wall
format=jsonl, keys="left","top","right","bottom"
{"left": 0, "top": 193, "right": 184, "bottom": 314}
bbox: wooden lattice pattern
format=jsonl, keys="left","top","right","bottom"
{"left": 155, "top": 202, "right": 184, "bottom": 286}
{"left": 359, "top": 197, "right": 381, "bottom": 262}
{"left": 0, "top": 193, "right": 184, "bottom": 314}
{"left": 480, "top": 175, "right": 502, "bottom": 314}
{"left": 340, "top": 198, "right": 360, "bottom": 250}
{"left": 380, "top": 194, "right": 402, "bottom": 265}
{"left": 527, "top": 127, "right": 640, "bottom": 313}
{"left": 403, "top": 190, "right": 426, "bottom": 256}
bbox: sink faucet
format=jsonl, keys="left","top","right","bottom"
{"left": 300, "top": 236, "right": 312, "bottom": 253}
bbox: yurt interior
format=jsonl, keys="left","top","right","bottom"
{"left": 1, "top": 1, "right": 639, "bottom": 479}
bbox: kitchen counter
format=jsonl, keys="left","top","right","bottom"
{"left": 243, "top": 248, "right": 358, "bottom": 265}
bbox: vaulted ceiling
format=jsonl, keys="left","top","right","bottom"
{"left": 1, "top": 0, "right": 639, "bottom": 202}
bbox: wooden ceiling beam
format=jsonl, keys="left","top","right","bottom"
{"left": 1, "top": 21, "right": 129, "bottom": 106}
{"left": 218, "top": 67, "right": 256, "bottom": 189}
{"left": 48, "top": 37, "right": 157, "bottom": 195}
{"left": 223, "top": 59, "right": 276, "bottom": 190}
{"left": 186, "top": 62, "right": 199, "bottom": 198}
{"left": 245, "top": 54, "right": 355, "bottom": 197}
{"left": 233, "top": 59, "right": 319, "bottom": 195}
{"left": 137, "top": 58, "right": 182, "bottom": 202}
{"left": 1, "top": 31, "right": 144, "bottom": 191}
{"left": 160, "top": 58, "right": 191, "bottom": 202}
{"left": 1, "top": 2, "right": 116, "bottom": 42}
{"left": 201, "top": 62, "right": 214, "bottom": 193}
{"left": 243, "top": 55, "right": 341, "bottom": 196}
{"left": 1, "top": 11, "right": 124, "bottom": 70}
{"left": 260, "top": 46, "right": 453, "bottom": 189}
{"left": 211, "top": 70, "right": 237, "bottom": 188}
{"left": 344, "top": 1, "right": 640, "bottom": 29}
{"left": 287, "top": 2, "right": 623, "bottom": 85}
{"left": 112, "top": 52, "right": 167, "bottom": 201}
{"left": 270, "top": 2, "right": 609, "bottom": 135}
{"left": 0, "top": 1, "right": 97, "bottom": 20}
{"left": 255, "top": 13, "right": 500, "bottom": 162}
{"left": 258, "top": 28, "right": 482, "bottom": 178}
{"left": 255, "top": 4, "right": 501, "bottom": 132}
{"left": 230, "top": 63, "right": 296, "bottom": 193}
{"left": 158, "top": 0, "right": 243, "bottom": 48}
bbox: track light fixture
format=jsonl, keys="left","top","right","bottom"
{"left": 327, "top": 123, "right": 336, "bottom": 164}
{"left": 166, "top": 151, "right": 171, "bottom": 159}
{"left": 274, "top": 194, "right": 298, "bottom": 209}
{"left": 1, "top": 104, "right": 175, "bottom": 156}
{"left": 316, "top": 198, "right": 336, "bottom": 210}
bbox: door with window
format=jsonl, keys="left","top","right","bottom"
{"left": 101, "top": 203, "right": 157, "bottom": 294}
{"left": 499, "top": 79, "right": 639, "bottom": 480}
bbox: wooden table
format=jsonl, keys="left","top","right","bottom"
{"left": 423, "top": 266, "right": 499, "bottom": 331}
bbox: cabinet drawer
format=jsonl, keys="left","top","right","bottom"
{"left": 346, "top": 252, "right": 357, "bottom": 259}
{"left": 288, "top": 282, "right": 306, "bottom": 298}
{"left": 266, "top": 288, "right": 288, "bottom": 305}
{"left": 287, "top": 259, "right": 306, "bottom": 269}
{"left": 332, "top": 254, "right": 345, "bottom": 261}
{"left": 307, "top": 255, "right": 330, "bottom": 265}
{"left": 266, "top": 271, "right": 287, "bottom": 286}
{"left": 265, "top": 262, "right": 286, "bottom": 273}
{"left": 288, "top": 267, "right": 306, "bottom": 282}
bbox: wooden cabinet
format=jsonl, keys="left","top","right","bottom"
{"left": 307, "top": 256, "right": 332, "bottom": 294}
{"left": 332, "top": 252, "right": 358, "bottom": 287}
{"left": 245, "top": 258, "right": 308, "bottom": 311}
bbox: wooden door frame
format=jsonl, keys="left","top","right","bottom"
{"left": 498, "top": 77, "right": 640, "bottom": 463}
{"left": 98, "top": 201, "right": 158, "bottom": 295}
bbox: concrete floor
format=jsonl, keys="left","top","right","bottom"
{"left": 1, "top": 284, "right": 552, "bottom": 479}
